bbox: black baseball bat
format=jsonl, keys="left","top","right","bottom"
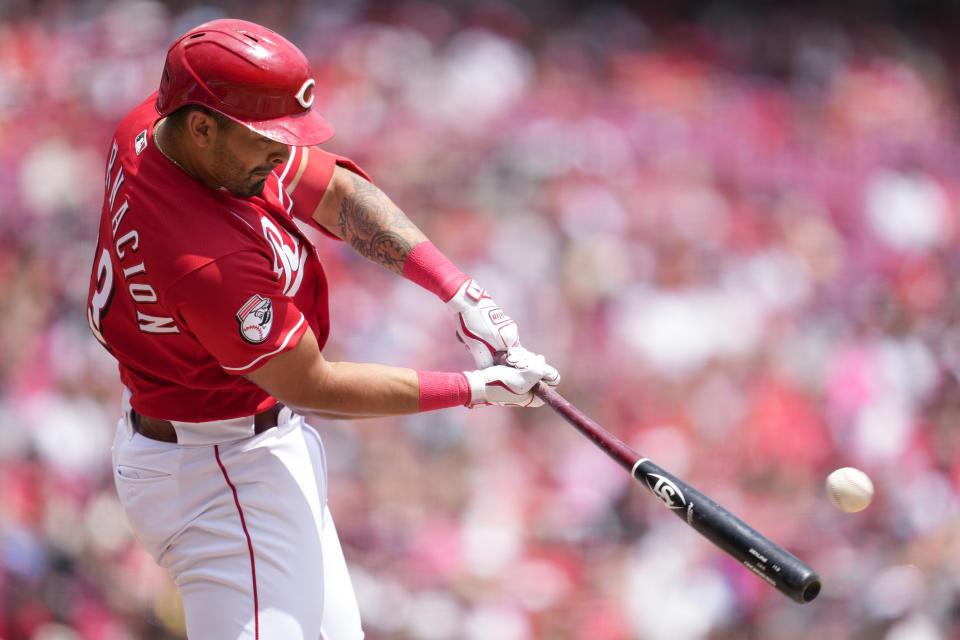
{"left": 529, "top": 379, "right": 821, "bottom": 604}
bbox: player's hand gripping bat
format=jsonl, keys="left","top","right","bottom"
{"left": 497, "top": 355, "right": 822, "bottom": 604}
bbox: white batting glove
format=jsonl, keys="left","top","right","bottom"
{"left": 463, "top": 349, "right": 560, "bottom": 408}
{"left": 447, "top": 279, "right": 522, "bottom": 368}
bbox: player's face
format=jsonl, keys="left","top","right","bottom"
{"left": 210, "top": 123, "right": 291, "bottom": 198}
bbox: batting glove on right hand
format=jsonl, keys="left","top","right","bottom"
{"left": 463, "top": 349, "right": 560, "bottom": 408}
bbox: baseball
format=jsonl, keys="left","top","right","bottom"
{"left": 825, "top": 467, "right": 874, "bottom": 513}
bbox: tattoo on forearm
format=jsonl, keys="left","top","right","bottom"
{"left": 337, "top": 173, "right": 423, "bottom": 274}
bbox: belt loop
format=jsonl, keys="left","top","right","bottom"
{"left": 122, "top": 387, "right": 135, "bottom": 438}
{"left": 123, "top": 410, "right": 135, "bottom": 438}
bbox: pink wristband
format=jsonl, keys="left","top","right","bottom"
{"left": 417, "top": 370, "right": 471, "bottom": 411}
{"left": 403, "top": 242, "right": 469, "bottom": 302}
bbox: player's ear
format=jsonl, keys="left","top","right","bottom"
{"left": 184, "top": 110, "right": 216, "bottom": 148}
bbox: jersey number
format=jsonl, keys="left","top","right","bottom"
{"left": 88, "top": 247, "right": 114, "bottom": 346}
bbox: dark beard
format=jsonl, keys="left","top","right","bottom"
{"left": 230, "top": 177, "right": 268, "bottom": 198}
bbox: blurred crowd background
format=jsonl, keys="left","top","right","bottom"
{"left": 3, "top": 0, "right": 960, "bottom": 638}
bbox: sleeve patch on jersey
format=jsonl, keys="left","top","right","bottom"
{"left": 135, "top": 130, "right": 148, "bottom": 156}
{"left": 236, "top": 294, "right": 274, "bottom": 344}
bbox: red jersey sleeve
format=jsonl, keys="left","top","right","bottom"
{"left": 280, "top": 146, "right": 372, "bottom": 239}
{"left": 166, "top": 251, "right": 309, "bottom": 375}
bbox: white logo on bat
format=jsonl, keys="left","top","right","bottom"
{"left": 645, "top": 473, "right": 686, "bottom": 510}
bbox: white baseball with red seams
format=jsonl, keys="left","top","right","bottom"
{"left": 826, "top": 467, "right": 874, "bottom": 513}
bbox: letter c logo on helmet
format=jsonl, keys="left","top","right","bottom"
{"left": 155, "top": 19, "right": 334, "bottom": 146}
{"left": 295, "top": 79, "right": 315, "bottom": 109}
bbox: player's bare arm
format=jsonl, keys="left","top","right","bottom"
{"left": 246, "top": 326, "right": 555, "bottom": 417}
{"left": 245, "top": 326, "right": 420, "bottom": 419}
{"left": 306, "top": 163, "right": 561, "bottom": 381}
{"left": 313, "top": 165, "right": 428, "bottom": 274}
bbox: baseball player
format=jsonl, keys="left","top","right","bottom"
{"left": 86, "top": 19, "right": 559, "bottom": 640}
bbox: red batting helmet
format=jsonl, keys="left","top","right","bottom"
{"left": 156, "top": 19, "right": 334, "bottom": 146}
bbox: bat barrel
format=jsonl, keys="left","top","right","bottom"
{"left": 530, "top": 381, "right": 822, "bottom": 604}
{"left": 633, "top": 459, "right": 821, "bottom": 604}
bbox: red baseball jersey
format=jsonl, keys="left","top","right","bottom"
{"left": 87, "top": 94, "right": 369, "bottom": 421}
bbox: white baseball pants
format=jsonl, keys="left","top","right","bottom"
{"left": 111, "top": 406, "right": 364, "bottom": 639}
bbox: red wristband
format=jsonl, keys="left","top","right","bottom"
{"left": 403, "top": 242, "right": 469, "bottom": 302}
{"left": 417, "top": 370, "right": 471, "bottom": 411}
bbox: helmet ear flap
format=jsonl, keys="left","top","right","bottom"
{"left": 155, "top": 19, "right": 334, "bottom": 146}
